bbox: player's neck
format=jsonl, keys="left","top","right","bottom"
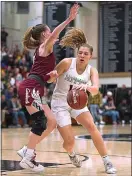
{"left": 76, "top": 63, "right": 87, "bottom": 74}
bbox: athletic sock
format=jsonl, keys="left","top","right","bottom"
{"left": 26, "top": 148, "right": 35, "bottom": 156}
{"left": 102, "top": 155, "right": 110, "bottom": 164}
{"left": 68, "top": 151, "right": 75, "bottom": 157}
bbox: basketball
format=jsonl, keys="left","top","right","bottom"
{"left": 67, "top": 89, "right": 88, "bottom": 110}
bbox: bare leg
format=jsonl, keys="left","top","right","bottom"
{"left": 57, "top": 125, "right": 75, "bottom": 153}
{"left": 26, "top": 105, "right": 42, "bottom": 149}
{"left": 76, "top": 111, "right": 107, "bottom": 156}
{"left": 26, "top": 104, "right": 56, "bottom": 149}
{"left": 76, "top": 112, "right": 116, "bottom": 173}
{"left": 36, "top": 104, "right": 56, "bottom": 143}
{"left": 57, "top": 124, "right": 82, "bottom": 167}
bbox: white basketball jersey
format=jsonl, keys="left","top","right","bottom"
{"left": 52, "top": 58, "right": 92, "bottom": 103}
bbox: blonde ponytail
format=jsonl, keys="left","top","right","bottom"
{"left": 59, "top": 28, "right": 87, "bottom": 49}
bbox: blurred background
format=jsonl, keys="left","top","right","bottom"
{"left": 1, "top": 1, "right": 132, "bottom": 128}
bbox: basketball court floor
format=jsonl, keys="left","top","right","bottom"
{"left": 1, "top": 124, "right": 131, "bottom": 176}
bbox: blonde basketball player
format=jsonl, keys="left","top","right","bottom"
{"left": 49, "top": 28, "right": 116, "bottom": 174}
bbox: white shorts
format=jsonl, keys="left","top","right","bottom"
{"left": 51, "top": 99, "right": 89, "bottom": 127}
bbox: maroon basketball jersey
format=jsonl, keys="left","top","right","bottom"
{"left": 29, "top": 47, "right": 56, "bottom": 82}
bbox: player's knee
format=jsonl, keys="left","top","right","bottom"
{"left": 44, "top": 118, "right": 56, "bottom": 134}
{"left": 31, "top": 110, "right": 47, "bottom": 136}
{"left": 48, "top": 118, "right": 57, "bottom": 131}
{"left": 87, "top": 122, "right": 97, "bottom": 133}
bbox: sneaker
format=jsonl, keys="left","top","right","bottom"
{"left": 100, "top": 121, "right": 105, "bottom": 125}
{"left": 95, "top": 122, "right": 99, "bottom": 125}
{"left": 113, "top": 122, "right": 117, "bottom": 125}
{"left": 122, "top": 120, "right": 125, "bottom": 124}
{"left": 68, "top": 154, "right": 82, "bottom": 167}
{"left": 104, "top": 162, "right": 117, "bottom": 174}
{"left": 23, "top": 124, "right": 29, "bottom": 128}
{"left": 19, "top": 153, "right": 44, "bottom": 172}
{"left": 17, "top": 146, "right": 27, "bottom": 158}
{"left": 16, "top": 124, "right": 21, "bottom": 128}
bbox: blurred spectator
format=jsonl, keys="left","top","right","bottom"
{"left": 102, "top": 91, "right": 113, "bottom": 104}
{"left": 117, "top": 99, "right": 131, "bottom": 124}
{"left": 127, "top": 89, "right": 132, "bottom": 106}
{"left": 1, "top": 27, "right": 8, "bottom": 47}
{"left": 19, "top": 56, "right": 28, "bottom": 68}
{"left": 88, "top": 91, "right": 105, "bottom": 125}
{"left": 1, "top": 94, "right": 9, "bottom": 128}
{"left": 24, "top": 50, "right": 32, "bottom": 69}
{"left": 1, "top": 46, "right": 7, "bottom": 57}
{"left": 15, "top": 68, "right": 23, "bottom": 88}
{"left": 1, "top": 69, "right": 7, "bottom": 91}
{"left": 7, "top": 55, "right": 15, "bottom": 68}
{"left": 102, "top": 97, "right": 120, "bottom": 125}
{"left": 116, "top": 84, "right": 129, "bottom": 105}
{"left": 21, "top": 66, "right": 28, "bottom": 78}
{"left": 10, "top": 77, "right": 16, "bottom": 86}
{"left": 5, "top": 86, "right": 15, "bottom": 100}
{"left": 1, "top": 47, "right": 9, "bottom": 68}
{"left": 7, "top": 96, "right": 29, "bottom": 128}
{"left": 6, "top": 65, "right": 13, "bottom": 75}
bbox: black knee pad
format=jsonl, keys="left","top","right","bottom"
{"left": 31, "top": 110, "right": 47, "bottom": 136}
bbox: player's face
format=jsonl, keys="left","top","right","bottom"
{"left": 77, "top": 47, "right": 92, "bottom": 64}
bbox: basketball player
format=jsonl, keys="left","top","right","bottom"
{"left": 17, "top": 4, "right": 79, "bottom": 172}
{"left": 49, "top": 28, "right": 117, "bottom": 174}
{"left": 18, "top": 28, "right": 116, "bottom": 174}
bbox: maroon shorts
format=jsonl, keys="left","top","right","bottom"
{"left": 18, "top": 78, "right": 45, "bottom": 106}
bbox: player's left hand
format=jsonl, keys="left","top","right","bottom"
{"left": 68, "top": 3, "right": 80, "bottom": 21}
{"left": 74, "top": 84, "right": 88, "bottom": 92}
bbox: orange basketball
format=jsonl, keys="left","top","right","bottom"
{"left": 67, "top": 89, "right": 88, "bottom": 110}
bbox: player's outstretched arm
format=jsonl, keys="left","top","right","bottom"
{"left": 45, "top": 4, "right": 79, "bottom": 50}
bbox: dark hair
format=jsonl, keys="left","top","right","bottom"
{"left": 22, "top": 24, "right": 47, "bottom": 50}
{"left": 107, "top": 97, "right": 113, "bottom": 102}
{"left": 59, "top": 27, "right": 93, "bottom": 54}
{"left": 12, "top": 95, "right": 17, "bottom": 99}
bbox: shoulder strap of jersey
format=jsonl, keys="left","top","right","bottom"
{"left": 70, "top": 58, "right": 76, "bottom": 69}
{"left": 88, "top": 64, "right": 92, "bottom": 76}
